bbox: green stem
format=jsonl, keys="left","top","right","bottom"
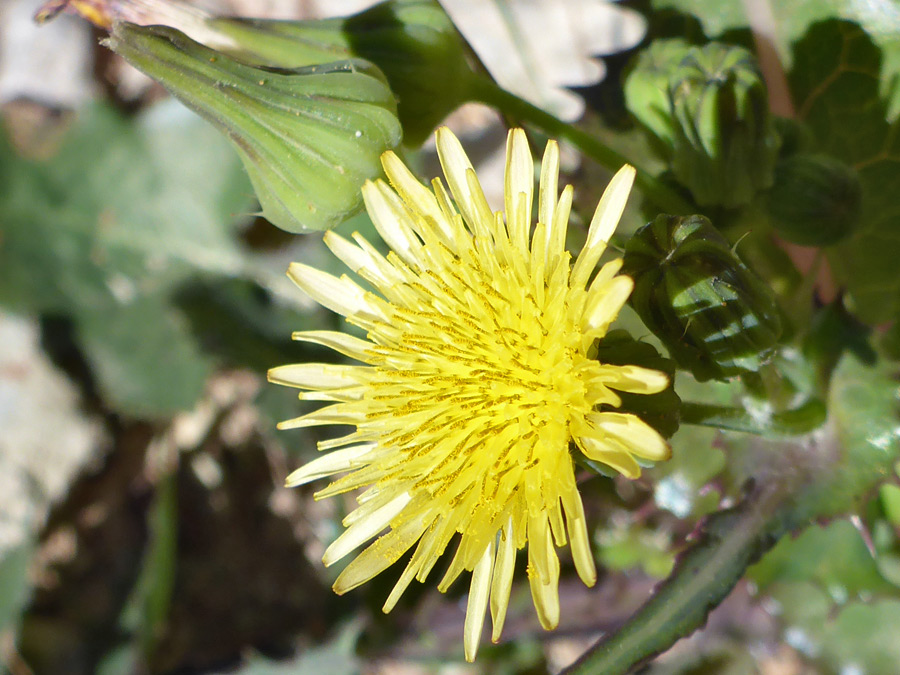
{"left": 562, "top": 479, "right": 792, "bottom": 674}
{"left": 679, "top": 399, "right": 826, "bottom": 436}
{"left": 466, "top": 75, "right": 695, "bottom": 216}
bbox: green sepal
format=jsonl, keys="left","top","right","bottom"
{"left": 623, "top": 214, "right": 783, "bottom": 382}
{"left": 766, "top": 153, "right": 862, "bottom": 246}
{"left": 592, "top": 330, "right": 681, "bottom": 439}
{"left": 205, "top": 0, "right": 472, "bottom": 146}
{"left": 107, "top": 22, "right": 402, "bottom": 233}
{"left": 668, "top": 43, "right": 780, "bottom": 208}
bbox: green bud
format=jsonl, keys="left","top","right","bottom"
{"left": 107, "top": 22, "right": 402, "bottom": 233}
{"left": 669, "top": 43, "right": 779, "bottom": 208}
{"left": 766, "top": 153, "right": 861, "bottom": 246}
{"left": 623, "top": 214, "right": 783, "bottom": 382}
{"left": 623, "top": 38, "right": 692, "bottom": 149}
{"left": 205, "top": 0, "right": 471, "bottom": 146}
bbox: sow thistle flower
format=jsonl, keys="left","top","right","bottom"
{"left": 270, "top": 127, "right": 671, "bottom": 660}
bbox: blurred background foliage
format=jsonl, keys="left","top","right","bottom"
{"left": 1, "top": 0, "right": 900, "bottom": 673}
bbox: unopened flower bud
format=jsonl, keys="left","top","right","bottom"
{"left": 623, "top": 38, "right": 692, "bottom": 150}
{"left": 623, "top": 214, "right": 782, "bottom": 381}
{"left": 107, "top": 22, "right": 402, "bottom": 232}
{"left": 206, "top": 0, "right": 471, "bottom": 146}
{"left": 625, "top": 41, "right": 780, "bottom": 208}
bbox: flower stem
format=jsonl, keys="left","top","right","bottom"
{"left": 562, "top": 478, "right": 792, "bottom": 674}
{"left": 679, "top": 399, "right": 826, "bottom": 436}
{"left": 466, "top": 75, "right": 695, "bottom": 215}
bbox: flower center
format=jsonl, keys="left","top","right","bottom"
{"left": 360, "top": 245, "right": 595, "bottom": 509}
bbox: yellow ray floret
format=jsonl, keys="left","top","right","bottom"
{"left": 270, "top": 127, "right": 670, "bottom": 661}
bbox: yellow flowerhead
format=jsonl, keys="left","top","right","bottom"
{"left": 270, "top": 127, "right": 670, "bottom": 661}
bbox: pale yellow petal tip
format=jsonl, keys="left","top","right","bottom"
{"left": 434, "top": 125, "right": 455, "bottom": 142}
{"left": 434, "top": 126, "right": 456, "bottom": 155}
{"left": 660, "top": 442, "right": 673, "bottom": 462}
{"left": 507, "top": 127, "right": 527, "bottom": 147}
{"left": 616, "top": 163, "right": 637, "bottom": 183}
{"left": 286, "top": 261, "right": 304, "bottom": 281}
{"left": 641, "top": 370, "right": 670, "bottom": 394}
{"left": 536, "top": 604, "right": 560, "bottom": 631}
{"left": 464, "top": 627, "right": 482, "bottom": 662}
{"left": 359, "top": 178, "right": 380, "bottom": 200}
{"left": 379, "top": 149, "right": 402, "bottom": 171}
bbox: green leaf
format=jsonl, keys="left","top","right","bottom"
{"left": 597, "top": 522, "right": 675, "bottom": 579}
{"left": 763, "top": 581, "right": 900, "bottom": 675}
{"left": 0, "top": 100, "right": 253, "bottom": 315}
{"left": 750, "top": 519, "right": 895, "bottom": 598}
{"left": 821, "top": 600, "right": 900, "bottom": 674}
{"left": 0, "top": 101, "right": 257, "bottom": 415}
{"left": 107, "top": 22, "right": 402, "bottom": 233}
{"left": 77, "top": 294, "right": 213, "bottom": 417}
{"left": 792, "top": 347, "right": 900, "bottom": 521}
{"left": 789, "top": 21, "right": 900, "bottom": 324}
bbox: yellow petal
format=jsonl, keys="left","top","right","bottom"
{"left": 361, "top": 180, "right": 424, "bottom": 269}
{"left": 276, "top": 404, "right": 366, "bottom": 430}
{"left": 578, "top": 435, "right": 642, "bottom": 479}
{"left": 287, "top": 262, "right": 385, "bottom": 321}
{"left": 528, "top": 527, "right": 560, "bottom": 630}
{"left": 583, "top": 275, "right": 634, "bottom": 336}
{"left": 593, "top": 364, "right": 669, "bottom": 394}
{"left": 561, "top": 489, "right": 597, "bottom": 587}
{"left": 538, "top": 140, "right": 559, "bottom": 236}
{"left": 323, "top": 491, "right": 411, "bottom": 566}
{"left": 267, "top": 363, "right": 368, "bottom": 390}
{"left": 381, "top": 150, "right": 456, "bottom": 248}
{"left": 435, "top": 126, "right": 493, "bottom": 236}
{"left": 549, "top": 184, "right": 573, "bottom": 264}
{"left": 570, "top": 165, "right": 636, "bottom": 288}
{"left": 332, "top": 513, "right": 429, "bottom": 594}
{"left": 290, "top": 330, "right": 375, "bottom": 362}
{"left": 490, "top": 518, "right": 516, "bottom": 643}
{"left": 284, "top": 443, "right": 376, "bottom": 488}
{"left": 504, "top": 128, "right": 534, "bottom": 251}
{"left": 464, "top": 540, "right": 494, "bottom": 662}
{"left": 589, "top": 412, "right": 671, "bottom": 461}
